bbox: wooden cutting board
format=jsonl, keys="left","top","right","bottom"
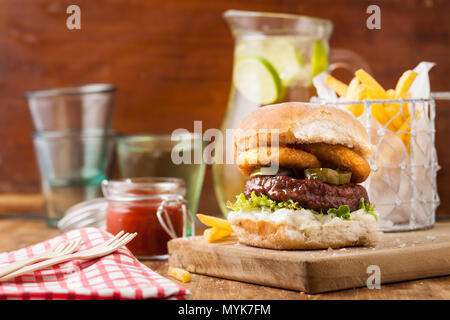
{"left": 168, "top": 221, "right": 450, "bottom": 293}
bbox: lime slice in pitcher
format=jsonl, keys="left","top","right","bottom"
{"left": 260, "top": 39, "right": 304, "bottom": 86}
{"left": 233, "top": 55, "right": 282, "bottom": 105}
{"left": 311, "top": 40, "right": 329, "bottom": 78}
{"left": 235, "top": 38, "right": 304, "bottom": 87}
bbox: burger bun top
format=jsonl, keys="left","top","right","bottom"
{"left": 234, "top": 102, "right": 373, "bottom": 158}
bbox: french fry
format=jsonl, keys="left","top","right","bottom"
{"left": 364, "top": 84, "right": 396, "bottom": 130}
{"left": 355, "top": 69, "right": 388, "bottom": 99}
{"left": 345, "top": 77, "right": 365, "bottom": 117}
{"left": 325, "top": 75, "right": 348, "bottom": 97}
{"left": 197, "top": 214, "right": 233, "bottom": 232}
{"left": 345, "top": 90, "right": 365, "bottom": 117}
{"left": 394, "top": 70, "right": 418, "bottom": 98}
{"left": 400, "top": 92, "right": 411, "bottom": 119}
{"left": 397, "top": 116, "right": 411, "bottom": 144}
{"left": 396, "top": 110, "right": 419, "bottom": 154}
{"left": 385, "top": 92, "right": 413, "bottom": 130}
{"left": 198, "top": 214, "right": 233, "bottom": 243}
{"left": 324, "top": 68, "right": 419, "bottom": 145}
{"left": 396, "top": 115, "right": 412, "bottom": 154}
{"left": 345, "top": 77, "right": 362, "bottom": 99}
{"left": 386, "top": 89, "right": 395, "bottom": 99}
{"left": 384, "top": 103, "right": 404, "bottom": 130}
{"left": 387, "top": 75, "right": 415, "bottom": 132}
{"left": 203, "top": 227, "right": 232, "bottom": 243}
{"left": 402, "top": 92, "right": 412, "bottom": 99}
{"left": 168, "top": 267, "right": 191, "bottom": 283}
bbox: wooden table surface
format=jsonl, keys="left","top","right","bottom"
{"left": 0, "top": 216, "right": 449, "bottom": 300}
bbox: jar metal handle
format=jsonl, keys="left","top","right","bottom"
{"left": 156, "top": 197, "right": 194, "bottom": 239}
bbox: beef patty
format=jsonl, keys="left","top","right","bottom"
{"left": 245, "top": 175, "right": 369, "bottom": 212}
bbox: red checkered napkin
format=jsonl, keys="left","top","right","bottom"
{"left": 0, "top": 227, "right": 190, "bottom": 300}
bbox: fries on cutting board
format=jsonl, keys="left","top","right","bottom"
{"left": 197, "top": 214, "right": 233, "bottom": 243}
{"left": 325, "top": 68, "right": 418, "bottom": 151}
{"left": 168, "top": 267, "right": 191, "bottom": 283}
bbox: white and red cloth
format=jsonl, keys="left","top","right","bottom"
{"left": 0, "top": 227, "right": 190, "bottom": 300}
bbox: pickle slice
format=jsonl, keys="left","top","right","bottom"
{"left": 338, "top": 171, "right": 352, "bottom": 184}
{"left": 304, "top": 168, "right": 352, "bottom": 185}
{"left": 250, "top": 167, "right": 293, "bottom": 178}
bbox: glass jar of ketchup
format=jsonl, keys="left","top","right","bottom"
{"left": 102, "top": 177, "right": 192, "bottom": 260}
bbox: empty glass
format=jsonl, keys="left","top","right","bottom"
{"left": 26, "top": 83, "right": 116, "bottom": 226}
{"left": 26, "top": 84, "right": 115, "bottom": 132}
{"left": 33, "top": 131, "right": 115, "bottom": 227}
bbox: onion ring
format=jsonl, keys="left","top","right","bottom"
{"left": 236, "top": 146, "right": 321, "bottom": 176}
{"left": 300, "top": 143, "right": 371, "bottom": 183}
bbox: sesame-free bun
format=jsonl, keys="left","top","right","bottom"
{"left": 233, "top": 102, "right": 373, "bottom": 181}
{"left": 234, "top": 102, "right": 373, "bottom": 158}
{"left": 228, "top": 208, "right": 381, "bottom": 250}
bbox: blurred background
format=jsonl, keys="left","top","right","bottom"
{"left": 0, "top": 0, "right": 449, "bottom": 218}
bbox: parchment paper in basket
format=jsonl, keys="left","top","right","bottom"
{"left": 367, "top": 120, "right": 411, "bottom": 226}
{"left": 366, "top": 60, "right": 437, "bottom": 227}
{"left": 408, "top": 62, "right": 440, "bottom": 227}
{"left": 312, "top": 62, "right": 438, "bottom": 230}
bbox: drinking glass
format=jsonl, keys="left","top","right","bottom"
{"left": 26, "top": 84, "right": 115, "bottom": 132}
{"left": 115, "top": 134, "right": 206, "bottom": 234}
{"left": 33, "top": 131, "right": 115, "bottom": 227}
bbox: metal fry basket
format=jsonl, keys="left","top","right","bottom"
{"left": 316, "top": 97, "right": 439, "bottom": 232}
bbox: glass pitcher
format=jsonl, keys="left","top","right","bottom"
{"left": 213, "top": 10, "right": 369, "bottom": 217}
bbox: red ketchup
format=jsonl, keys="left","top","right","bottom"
{"left": 102, "top": 178, "right": 187, "bottom": 259}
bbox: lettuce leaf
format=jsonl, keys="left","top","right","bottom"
{"left": 226, "top": 192, "right": 378, "bottom": 221}
{"left": 326, "top": 205, "right": 351, "bottom": 220}
{"left": 310, "top": 209, "right": 324, "bottom": 215}
{"left": 358, "top": 198, "right": 378, "bottom": 221}
{"left": 226, "top": 192, "right": 301, "bottom": 212}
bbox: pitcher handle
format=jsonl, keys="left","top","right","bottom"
{"left": 330, "top": 48, "right": 371, "bottom": 74}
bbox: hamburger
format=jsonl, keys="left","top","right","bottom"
{"left": 227, "top": 102, "right": 381, "bottom": 249}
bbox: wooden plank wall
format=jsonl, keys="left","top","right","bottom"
{"left": 0, "top": 0, "right": 449, "bottom": 217}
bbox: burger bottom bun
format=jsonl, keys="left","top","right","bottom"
{"left": 229, "top": 209, "right": 381, "bottom": 250}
